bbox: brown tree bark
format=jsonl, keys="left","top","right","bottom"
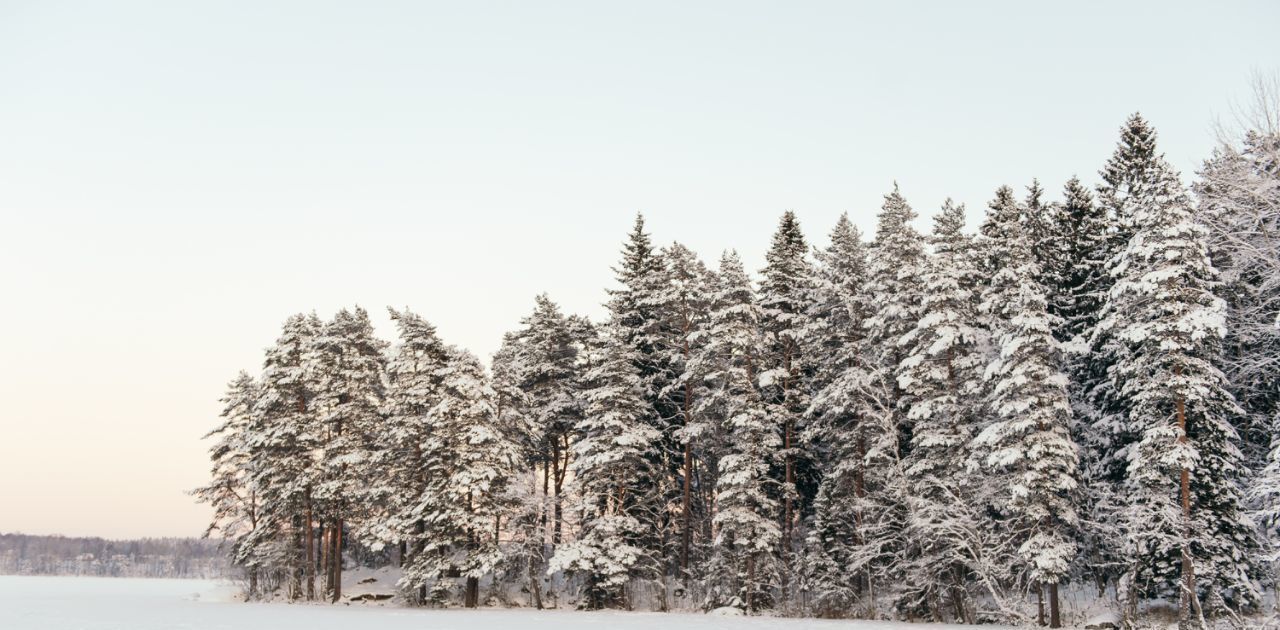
{"left": 330, "top": 518, "right": 343, "bottom": 603}
{"left": 553, "top": 433, "right": 569, "bottom": 545}
{"left": 681, "top": 441, "right": 692, "bottom": 575}
{"left": 1048, "top": 582, "right": 1061, "bottom": 628}
{"left": 304, "top": 490, "right": 315, "bottom": 600}
{"left": 1036, "top": 582, "right": 1045, "bottom": 626}
{"left": 464, "top": 576, "right": 480, "bottom": 608}
{"left": 317, "top": 524, "right": 328, "bottom": 594}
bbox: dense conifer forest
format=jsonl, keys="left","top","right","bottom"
{"left": 196, "top": 102, "right": 1280, "bottom": 628}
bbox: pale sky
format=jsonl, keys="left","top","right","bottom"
{"left": 1, "top": 1, "right": 1276, "bottom": 539}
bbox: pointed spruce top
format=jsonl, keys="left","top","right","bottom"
{"left": 932, "top": 198, "right": 966, "bottom": 240}
{"left": 1100, "top": 112, "right": 1160, "bottom": 189}
{"left": 765, "top": 210, "right": 807, "bottom": 265}
{"left": 874, "top": 182, "right": 918, "bottom": 241}
{"left": 1061, "top": 176, "right": 1096, "bottom": 221}
{"left": 980, "top": 185, "right": 1020, "bottom": 240}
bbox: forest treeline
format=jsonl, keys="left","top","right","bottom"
{"left": 0, "top": 532, "right": 227, "bottom": 579}
{"left": 196, "top": 105, "right": 1280, "bottom": 628}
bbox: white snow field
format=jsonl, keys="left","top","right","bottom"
{"left": 0, "top": 576, "right": 1011, "bottom": 630}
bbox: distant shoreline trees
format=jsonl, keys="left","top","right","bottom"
{"left": 0, "top": 533, "right": 227, "bottom": 579}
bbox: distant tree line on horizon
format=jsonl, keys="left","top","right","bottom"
{"left": 0, "top": 532, "right": 228, "bottom": 579}
{"left": 197, "top": 90, "right": 1280, "bottom": 629}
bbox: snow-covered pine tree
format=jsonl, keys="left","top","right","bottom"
{"left": 800, "top": 215, "right": 872, "bottom": 617}
{"left": 606, "top": 215, "right": 681, "bottom": 573}
{"left": 488, "top": 330, "right": 551, "bottom": 608}
{"left": 756, "top": 211, "right": 815, "bottom": 561}
{"left": 194, "top": 371, "right": 265, "bottom": 597}
{"left": 1097, "top": 154, "right": 1261, "bottom": 623}
{"left": 897, "top": 199, "right": 986, "bottom": 622}
{"left": 978, "top": 185, "right": 1023, "bottom": 282}
{"left": 249, "top": 313, "right": 322, "bottom": 600}
{"left": 803, "top": 213, "right": 868, "bottom": 465}
{"left": 550, "top": 329, "right": 662, "bottom": 610}
{"left": 1085, "top": 114, "right": 1169, "bottom": 512}
{"left": 1045, "top": 177, "right": 1110, "bottom": 345}
{"left": 841, "top": 185, "right": 927, "bottom": 615}
{"left": 1099, "top": 114, "right": 1159, "bottom": 257}
{"left": 373, "top": 307, "right": 451, "bottom": 603}
{"left": 974, "top": 204, "right": 1079, "bottom": 628}
{"left": 1197, "top": 126, "right": 1280, "bottom": 587}
{"left": 501, "top": 294, "right": 589, "bottom": 605}
{"left": 690, "top": 251, "right": 781, "bottom": 612}
{"left": 1197, "top": 130, "right": 1280, "bottom": 474}
{"left": 1044, "top": 176, "right": 1123, "bottom": 593}
{"left": 655, "top": 241, "right": 713, "bottom": 577}
{"left": 1022, "top": 179, "right": 1062, "bottom": 293}
{"left": 306, "top": 307, "right": 387, "bottom": 602}
{"left": 403, "top": 348, "right": 518, "bottom": 608}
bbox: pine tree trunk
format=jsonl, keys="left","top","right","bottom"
{"left": 784, "top": 416, "right": 794, "bottom": 541}
{"left": 554, "top": 433, "right": 569, "bottom": 546}
{"left": 681, "top": 441, "right": 692, "bottom": 576}
{"left": 331, "top": 518, "right": 343, "bottom": 603}
{"left": 318, "top": 524, "right": 328, "bottom": 596}
{"left": 745, "top": 554, "right": 755, "bottom": 614}
{"left": 464, "top": 576, "right": 480, "bottom": 608}
{"left": 541, "top": 460, "right": 549, "bottom": 540}
{"left": 529, "top": 553, "right": 543, "bottom": 609}
{"left": 1036, "top": 582, "right": 1045, "bottom": 626}
{"left": 291, "top": 521, "right": 302, "bottom": 600}
{"left": 414, "top": 519, "right": 426, "bottom": 606}
{"left": 247, "top": 492, "right": 259, "bottom": 601}
{"left": 304, "top": 491, "right": 315, "bottom": 600}
{"left": 1048, "top": 582, "right": 1061, "bottom": 628}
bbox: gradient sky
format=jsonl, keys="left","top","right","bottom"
{"left": 1, "top": 1, "right": 1276, "bottom": 539}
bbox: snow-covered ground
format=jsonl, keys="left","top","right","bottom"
{"left": 0, "top": 575, "right": 1010, "bottom": 630}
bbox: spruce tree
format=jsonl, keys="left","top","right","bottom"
{"left": 404, "top": 348, "right": 518, "bottom": 607}
{"left": 804, "top": 213, "right": 869, "bottom": 458}
{"left": 799, "top": 214, "right": 871, "bottom": 617}
{"left": 655, "top": 241, "right": 714, "bottom": 576}
{"left": 1197, "top": 129, "right": 1280, "bottom": 586}
{"left": 844, "top": 185, "right": 927, "bottom": 615}
{"left": 607, "top": 215, "right": 683, "bottom": 573}
{"left": 974, "top": 209, "right": 1079, "bottom": 628}
{"left": 695, "top": 251, "right": 781, "bottom": 612}
{"left": 1046, "top": 177, "right": 1110, "bottom": 345}
{"left": 1086, "top": 114, "right": 1170, "bottom": 502}
{"left": 1042, "top": 176, "right": 1119, "bottom": 593}
{"left": 1098, "top": 156, "right": 1260, "bottom": 622}
{"left": 897, "top": 199, "right": 985, "bottom": 621}
{"left": 550, "top": 331, "right": 661, "bottom": 609}
{"left": 757, "top": 211, "right": 815, "bottom": 558}
{"left": 1196, "top": 131, "right": 1280, "bottom": 469}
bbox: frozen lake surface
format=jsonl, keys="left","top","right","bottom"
{"left": 0, "top": 575, "right": 999, "bottom": 630}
